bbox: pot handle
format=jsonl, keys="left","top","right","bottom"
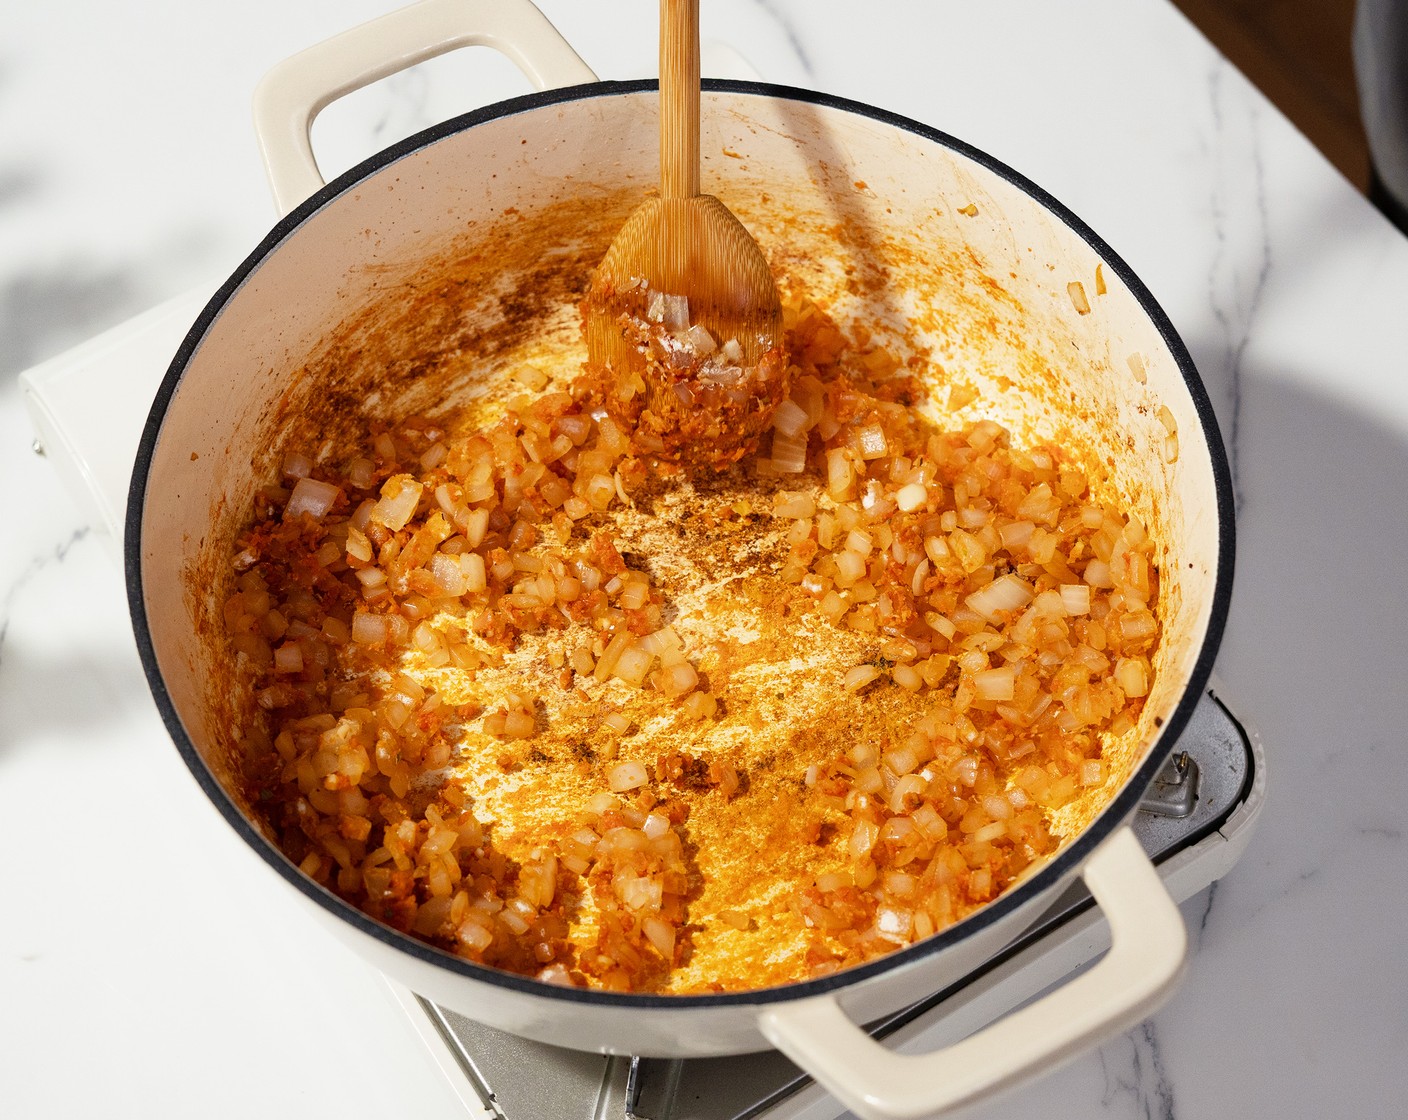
{"left": 253, "top": 0, "right": 599, "bottom": 216}
{"left": 757, "top": 826, "right": 1186, "bottom": 1120}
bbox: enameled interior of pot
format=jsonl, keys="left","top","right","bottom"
{"left": 138, "top": 87, "right": 1222, "bottom": 936}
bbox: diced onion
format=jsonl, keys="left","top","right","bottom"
{"left": 457, "top": 920, "right": 494, "bottom": 953}
{"left": 1083, "top": 559, "right": 1114, "bottom": 588}
{"left": 998, "top": 520, "right": 1034, "bottom": 549}
{"left": 281, "top": 451, "right": 314, "bottom": 481}
{"left": 904, "top": 561, "right": 928, "bottom": 600}
{"left": 849, "top": 819, "right": 879, "bottom": 858}
{"left": 346, "top": 457, "right": 377, "bottom": 490}
{"left": 856, "top": 424, "right": 889, "bottom": 460}
{"left": 284, "top": 477, "right": 340, "bottom": 522}
{"left": 1114, "top": 657, "right": 1150, "bottom": 697}
{"left": 771, "top": 430, "right": 808, "bottom": 474}
{"left": 463, "top": 508, "right": 490, "bottom": 547}
{"left": 774, "top": 491, "right": 816, "bottom": 519}
{"left": 273, "top": 643, "right": 304, "bottom": 674}
{"left": 642, "top": 916, "right": 676, "bottom": 958}
{"left": 834, "top": 549, "right": 868, "bottom": 585}
{"left": 661, "top": 294, "right": 690, "bottom": 330}
{"left": 826, "top": 449, "right": 855, "bottom": 499}
{"left": 879, "top": 818, "right": 916, "bottom": 846}
{"left": 892, "top": 663, "right": 923, "bottom": 690}
{"left": 684, "top": 323, "right": 716, "bottom": 354}
{"left": 889, "top": 774, "right": 926, "bottom": 814}
{"left": 682, "top": 691, "right": 718, "bottom": 720}
{"left": 585, "top": 792, "right": 618, "bottom": 815}
{"left": 772, "top": 398, "right": 810, "bottom": 438}
{"left": 965, "top": 574, "right": 1033, "bottom": 621}
{"left": 345, "top": 528, "right": 372, "bottom": 563}
{"left": 460, "top": 553, "right": 487, "bottom": 593}
{"left": 608, "top": 760, "right": 649, "bottom": 792}
{"left": 895, "top": 483, "right": 928, "bottom": 512}
{"left": 430, "top": 553, "right": 466, "bottom": 596}
{"left": 350, "top": 611, "right": 387, "bottom": 645}
{"left": 815, "top": 871, "right": 850, "bottom": 893}
{"left": 982, "top": 795, "right": 1013, "bottom": 820}
{"left": 659, "top": 662, "right": 699, "bottom": 699}
{"left": 1119, "top": 611, "right": 1158, "bottom": 643}
{"left": 876, "top": 906, "right": 914, "bottom": 943}
{"left": 371, "top": 475, "right": 423, "bottom": 532}
{"left": 884, "top": 739, "right": 924, "bottom": 776}
{"left": 613, "top": 646, "right": 653, "bottom": 687}
{"left": 854, "top": 766, "right": 883, "bottom": 795}
{"left": 911, "top": 803, "right": 947, "bottom": 841}
{"left": 1067, "top": 281, "right": 1091, "bottom": 315}
{"left": 973, "top": 666, "right": 1016, "bottom": 701}
{"left": 1060, "top": 584, "right": 1091, "bottom": 615}
{"left": 616, "top": 872, "right": 663, "bottom": 912}
{"left": 843, "top": 664, "right": 880, "bottom": 692}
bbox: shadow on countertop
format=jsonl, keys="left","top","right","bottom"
{"left": 1126, "top": 353, "right": 1408, "bottom": 1119}
{"left": 0, "top": 266, "right": 148, "bottom": 388}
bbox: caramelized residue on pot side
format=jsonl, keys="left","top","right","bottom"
{"left": 223, "top": 285, "right": 1160, "bottom": 994}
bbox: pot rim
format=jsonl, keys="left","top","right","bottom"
{"left": 125, "top": 76, "right": 1235, "bottom": 1011}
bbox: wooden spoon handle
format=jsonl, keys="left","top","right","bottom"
{"left": 659, "top": 0, "right": 700, "bottom": 199}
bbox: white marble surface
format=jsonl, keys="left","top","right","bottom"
{"left": 4, "top": 1, "right": 1407, "bottom": 1117}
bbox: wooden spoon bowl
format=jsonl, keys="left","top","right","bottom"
{"left": 582, "top": 0, "right": 785, "bottom": 467}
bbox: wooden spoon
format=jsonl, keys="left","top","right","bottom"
{"left": 582, "top": 0, "right": 786, "bottom": 467}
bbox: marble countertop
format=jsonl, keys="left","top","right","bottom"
{"left": 4, "top": 1, "right": 1407, "bottom": 1116}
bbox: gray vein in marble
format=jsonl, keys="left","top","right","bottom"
{"left": 1204, "top": 65, "right": 1272, "bottom": 513}
{"left": 1191, "top": 878, "right": 1219, "bottom": 950}
{"left": 0, "top": 527, "right": 90, "bottom": 669}
{"left": 752, "top": 0, "right": 815, "bottom": 77}
{"left": 376, "top": 71, "right": 434, "bottom": 146}
{"left": 1098, "top": 1022, "right": 1176, "bottom": 1120}
{"left": 1237, "top": 816, "right": 1406, "bottom": 924}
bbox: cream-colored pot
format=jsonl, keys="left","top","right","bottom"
{"left": 126, "top": 2, "right": 1234, "bottom": 1117}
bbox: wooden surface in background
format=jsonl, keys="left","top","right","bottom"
{"left": 1170, "top": 0, "right": 1369, "bottom": 190}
